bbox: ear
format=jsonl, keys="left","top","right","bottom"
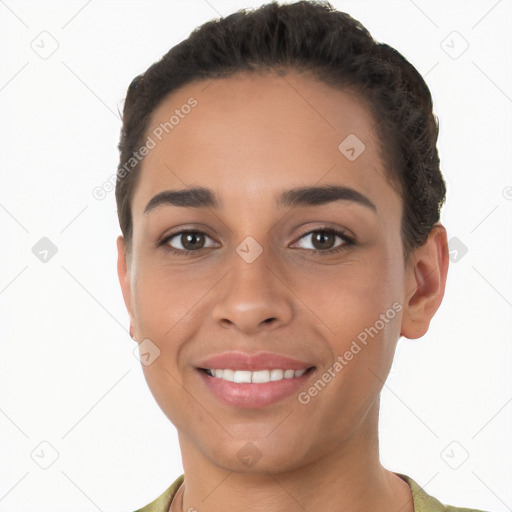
{"left": 400, "top": 223, "right": 449, "bottom": 339}
{"left": 116, "top": 235, "right": 136, "bottom": 340}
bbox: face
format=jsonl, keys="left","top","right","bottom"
{"left": 117, "top": 70, "right": 443, "bottom": 474}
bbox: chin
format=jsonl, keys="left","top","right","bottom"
{"left": 201, "top": 436, "right": 311, "bottom": 475}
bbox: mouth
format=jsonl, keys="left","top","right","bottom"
{"left": 194, "top": 351, "right": 317, "bottom": 409}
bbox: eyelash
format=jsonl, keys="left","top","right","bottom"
{"left": 158, "top": 227, "right": 355, "bottom": 257}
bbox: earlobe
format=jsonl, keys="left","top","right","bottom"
{"left": 116, "top": 235, "right": 136, "bottom": 338}
{"left": 400, "top": 223, "right": 449, "bottom": 340}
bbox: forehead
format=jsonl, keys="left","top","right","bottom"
{"left": 131, "top": 70, "right": 400, "bottom": 219}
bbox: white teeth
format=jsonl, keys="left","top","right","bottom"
{"left": 233, "top": 370, "right": 252, "bottom": 383}
{"left": 270, "top": 369, "right": 284, "bottom": 381}
{"left": 222, "top": 369, "right": 234, "bottom": 381}
{"left": 251, "top": 370, "right": 270, "bottom": 383}
{"left": 206, "top": 368, "right": 308, "bottom": 383}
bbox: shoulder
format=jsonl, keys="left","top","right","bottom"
{"left": 396, "top": 473, "right": 494, "bottom": 512}
{"left": 132, "top": 474, "right": 184, "bottom": 512}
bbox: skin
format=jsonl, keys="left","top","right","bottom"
{"left": 117, "top": 70, "right": 449, "bottom": 512}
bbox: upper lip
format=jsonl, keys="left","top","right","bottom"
{"left": 196, "top": 351, "right": 314, "bottom": 371}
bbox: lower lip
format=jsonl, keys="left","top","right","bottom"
{"left": 197, "top": 369, "right": 314, "bottom": 409}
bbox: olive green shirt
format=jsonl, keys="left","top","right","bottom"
{"left": 133, "top": 472, "right": 491, "bottom": 512}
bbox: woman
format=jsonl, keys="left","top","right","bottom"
{"left": 115, "top": 1, "right": 490, "bottom": 511}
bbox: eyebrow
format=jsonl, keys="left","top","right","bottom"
{"left": 143, "top": 185, "right": 377, "bottom": 214}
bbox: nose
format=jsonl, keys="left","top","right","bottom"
{"left": 211, "top": 249, "right": 294, "bottom": 335}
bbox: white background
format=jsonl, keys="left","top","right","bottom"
{"left": 0, "top": 0, "right": 511, "bottom": 511}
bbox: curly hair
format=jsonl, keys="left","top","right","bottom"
{"left": 116, "top": 0, "right": 446, "bottom": 261}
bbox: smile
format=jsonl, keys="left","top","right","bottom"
{"left": 204, "top": 368, "right": 307, "bottom": 383}
{"left": 194, "top": 351, "right": 316, "bottom": 408}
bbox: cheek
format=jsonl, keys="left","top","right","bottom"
{"left": 132, "top": 262, "right": 211, "bottom": 339}
{"left": 133, "top": 266, "right": 198, "bottom": 424}
{"left": 291, "top": 252, "right": 402, "bottom": 336}
{"left": 132, "top": 264, "right": 215, "bottom": 405}
{"left": 296, "top": 252, "right": 403, "bottom": 391}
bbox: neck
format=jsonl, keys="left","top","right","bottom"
{"left": 174, "top": 400, "right": 413, "bottom": 512}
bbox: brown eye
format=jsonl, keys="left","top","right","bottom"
{"left": 292, "top": 228, "right": 355, "bottom": 255}
{"left": 180, "top": 232, "right": 205, "bottom": 250}
{"left": 163, "top": 230, "right": 217, "bottom": 254}
{"left": 310, "top": 231, "right": 336, "bottom": 250}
